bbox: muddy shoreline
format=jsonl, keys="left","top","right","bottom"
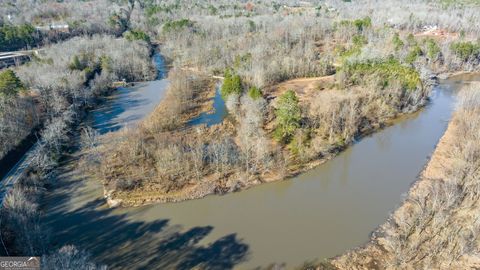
{"left": 331, "top": 117, "right": 456, "bottom": 268}
{"left": 105, "top": 94, "right": 429, "bottom": 207}
{"left": 106, "top": 70, "right": 480, "bottom": 208}
{"left": 331, "top": 74, "right": 480, "bottom": 269}
{"left": 42, "top": 70, "right": 467, "bottom": 269}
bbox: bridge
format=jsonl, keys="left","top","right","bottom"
{"left": 0, "top": 52, "right": 30, "bottom": 69}
{"left": 0, "top": 49, "right": 45, "bottom": 69}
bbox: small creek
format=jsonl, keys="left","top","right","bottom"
{"left": 188, "top": 82, "right": 227, "bottom": 127}
{"left": 42, "top": 66, "right": 480, "bottom": 269}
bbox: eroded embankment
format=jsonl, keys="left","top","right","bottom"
{"left": 333, "top": 84, "right": 480, "bottom": 269}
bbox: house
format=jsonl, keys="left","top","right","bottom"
{"left": 35, "top": 23, "right": 70, "bottom": 33}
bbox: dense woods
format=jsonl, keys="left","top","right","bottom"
{"left": 1, "top": 0, "right": 125, "bottom": 47}
{"left": 93, "top": 0, "right": 460, "bottom": 206}
{"left": 0, "top": 35, "right": 154, "bottom": 161}
{"left": 0, "top": 70, "right": 38, "bottom": 159}
{"left": 0, "top": 36, "right": 154, "bottom": 270}
{"left": 0, "top": 23, "right": 38, "bottom": 51}
{"left": 1, "top": 168, "right": 104, "bottom": 269}
{"left": 0, "top": 31, "right": 153, "bottom": 265}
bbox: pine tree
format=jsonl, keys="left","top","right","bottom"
{"left": 274, "top": 90, "right": 301, "bottom": 142}
{"left": 221, "top": 69, "right": 242, "bottom": 99}
{"left": 0, "top": 70, "right": 24, "bottom": 98}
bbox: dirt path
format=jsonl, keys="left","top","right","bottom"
{"left": 414, "top": 27, "right": 459, "bottom": 40}
{"left": 266, "top": 75, "right": 334, "bottom": 103}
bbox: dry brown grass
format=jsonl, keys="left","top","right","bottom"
{"left": 333, "top": 83, "right": 480, "bottom": 269}
{"left": 265, "top": 75, "right": 335, "bottom": 104}
{"left": 142, "top": 69, "right": 214, "bottom": 132}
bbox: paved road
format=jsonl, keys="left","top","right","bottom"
{"left": 1, "top": 51, "right": 168, "bottom": 203}
{"left": 0, "top": 143, "right": 39, "bottom": 204}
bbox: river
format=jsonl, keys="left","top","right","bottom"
{"left": 41, "top": 60, "right": 479, "bottom": 268}
{"left": 90, "top": 52, "right": 168, "bottom": 134}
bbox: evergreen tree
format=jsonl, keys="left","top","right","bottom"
{"left": 221, "top": 69, "right": 242, "bottom": 99}
{"left": 69, "top": 55, "right": 83, "bottom": 71}
{"left": 274, "top": 90, "right": 301, "bottom": 142}
{"left": 0, "top": 70, "right": 24, "bottom": 98}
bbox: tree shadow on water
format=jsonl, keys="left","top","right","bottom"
{"left": 175, "top": 234, "right": 249, "bottom": 270}
{"left": 43, "top": 192, "right": 249, "bottom": 270}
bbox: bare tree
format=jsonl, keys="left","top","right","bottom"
{"left": 42, "top": 245, "right": 106, "bottom": 270}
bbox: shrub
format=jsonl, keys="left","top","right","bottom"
{"left": 233, "top": 53, "right": 252, "bottom": 70}
{"left": 107, "top": 12, "right": 129, "bottom": 34}
{"left": 339, "top": 34, "right": 367, "bottom": 61}
{"left": 248, "top": 86, "right": 262, "bottom": 100}
{"left": 162, "top": 19, "right": 194, "bottom": 33}
{"left": 342, "top": 58, "right": 421, "bottom": 91}
{"left": 288, "top": 128, "right": 311, "bottom": 160}
{"left": 339, "top": 17, "right": 372, "bottom": 32}
{"left": 99, "top": 55, "right": 113, "bottom": 73}
{"left": 352, "top": 35, "right": 367, "bottom": 47}
{"left": 69, "top": 55, "right": 83, "bottom": 71}
{"left": 450, "top": 41, "right": 480, "bottom": 61}
{"left": 68, "top": 52, "right": 97, "bottom": 72}
{"left": 405, "top": 45, "right": 423, "bottom": 64}
{"left": 123, "top": 29, "right": 150, "bottom": 43}
{"left": 392, "top": 33, "right": 404, "bottom": 51}
{"left": 425, "top": 38, "right": 441, "bottom": 61}
{"left": 353, "top": 17, "right": 371, "bottom": 31}
{"left": 406, "top": 33, "right": 416, "bottom": 46}
{"left": 145, "top": 5, "right": 164, "bottom": 17}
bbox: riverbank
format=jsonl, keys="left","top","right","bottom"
{"left": 332, "top": 81, "right": 480, "bottom": 269}
{"left": 99, "top": 66, "right": 431, "bottom": 207}
{"left": 41, "top": 70, "right": 459, "bottom": 269}
{"left": 0, "top": 36, "right": 158, "bottom": 259}
{"left": 90, "top": 71, "right": 227, "bottom": 205}
{"left": 102, "top": 105, "right": 427, "bottom": 208}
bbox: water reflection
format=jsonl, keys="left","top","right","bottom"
{"left": 91, "top": 52, "right": 169, "bottom": 134}
{"left": 188, "top": 83, "right": 227, "bottom": 127}
{"left": 43, "top": 75, "right": 480, "bottom": 269}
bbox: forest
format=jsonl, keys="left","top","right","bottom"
{"left": 91, "top": 0, "right": 477, "bottom": 206}
{"left": 1, "top": 0, "right": 480, "bottom": 269}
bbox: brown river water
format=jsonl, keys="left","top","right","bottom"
{"left": 41, "top": 71, "right": 479, "bottom": 269}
